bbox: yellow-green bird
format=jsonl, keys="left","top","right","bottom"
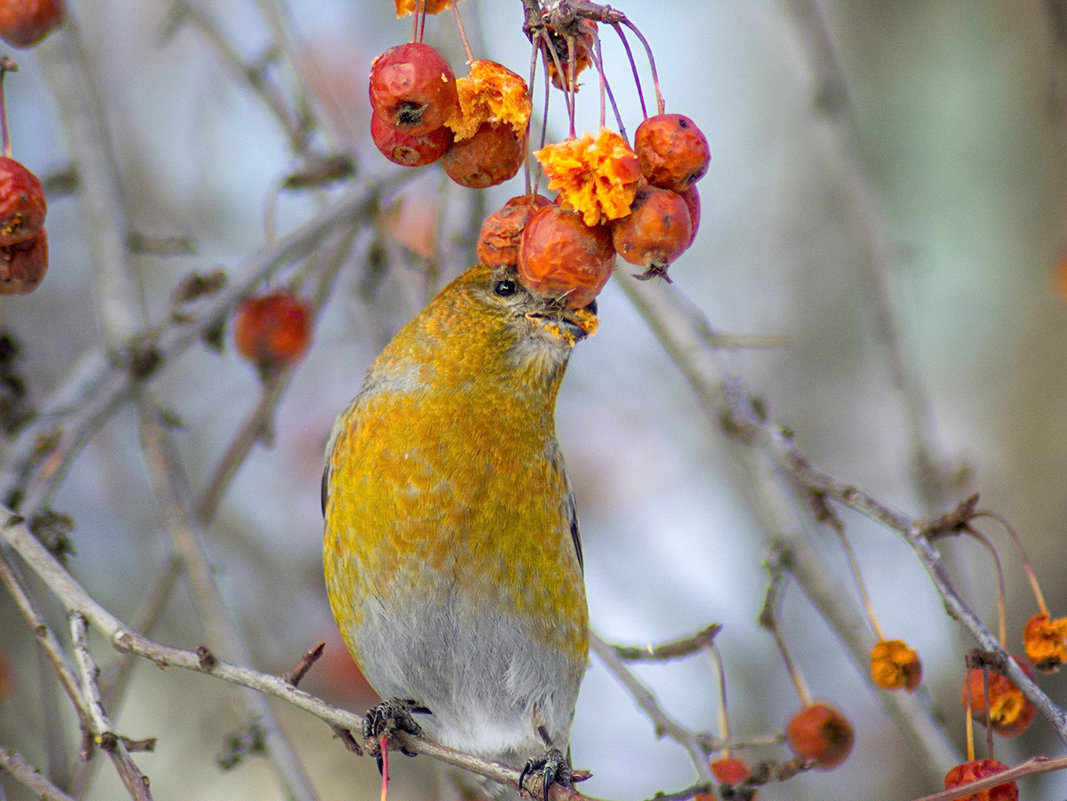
{"left": 323, "top": 262, "right": 593, "bottom": 794}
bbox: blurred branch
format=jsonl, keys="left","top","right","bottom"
{"left": 0, "top": 746, "right": 78, "bottom": 801}
{"left": 0, "top": 182, "right": 379, "bottom": 516}
{"left": 138, "top": 399, "right": 318, "bottom": 801}
{"left": 195, "top": 223, "right": 359, "bottom": 524}
{"left": 618, "top": 272, "right": 961, "bottom": 782}
{"left": 164, "top": 0, "right": 313, "bottom": 153}
{"left": 782, "top": 0, "right": 963, "bottom": 514}
{"left": 35, "top": 9, "right": 144, "bottom": 352}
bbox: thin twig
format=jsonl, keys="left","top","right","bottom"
{"left": 610, "top": 623, "right": 721, "bottom": 662}
{"left": 0, "top": 746, "right": 78, "bottom": 801}
{"left": 590, "top": 632, "right": 716, "bottom": 782}
{"left": 69, "top": 613, "right": 153, "bottom": 801}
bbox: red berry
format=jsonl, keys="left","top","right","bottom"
{"left": 0, "top": 0, "right": 64, "bottom": 48}
{"left": 442, "top": 122, "right": 524, "bottom": 189}
{"left": 234, "top": 292, "right": 312, "bottom": 370}
{"left": 0, "top": 227, "right": 47, "bottom": 295}
{"left": 611, "top": 185, "right": 692, "bottom": 272}
{"left": 517, "top": 204, "right": 614, "bottom": 308}
{"left": 477, "top": 194, "right": 551, "bottom": 270}
{"left": 0, "top": 157, "right": 46, "bottom": 247}
{"left": 944, "top": 759, "right": 1018, "bottom": 801}
{"left": 634, "top": 113, "right": 710, "bottom": 192}
{"left": 370, "top": 110, "right": 452, "bottom": 167}
{"left": 710, "top": 757, "right": 751, "bottom": 786}
{"left": 679, "top": 185, "right": 701, "bottom": 248}
{"left": 369, "top": 42, "right": 459, "bottom": 136}
{"left": 785, "top": 702, "right": 854, "bottom": 770}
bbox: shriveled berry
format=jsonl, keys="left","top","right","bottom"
{"left": 0, "top": 227, "right": 47, "bottom": 295}
{"left": 477, "top": 194, "right": 550, "bottom": 269}
{"left": 611, "top": 184, "right": 692, "bottom": 276}
{"left": 518, "top": 204, "right": 614, "bottom": 308}
{"left": 546, "top": 20, "right": 597, "bottom": 91}
{"left": 634, "top": 113, "right": 710, "bottom": 192}
{"left": 0, "top": 0, "right": 64, "bottom": 48}
{"left": 679, "top": 185, "right": 700, "bottom": 248}
{"left": 442, "top": 122, "right": 523, "bottom": 189}
{"left": 370, "top": 110, "right": 452, "bottom": 167}
{"left": 234, "top": 292, "right": 312, "bottom": 370}
{"left": 785, "top": 702, "right": 854, "bottom": 770}
{"left": 944, "top": 759, "right": 1018, "bottom": 801}
{"left": 0, "top": 157, "right": 46, "bottom": 247}
{"left": 961, "top": 655, "right": 1037, "bottom": 737}
{"left": 369, "top": 42, "right": 459, "bottom": 136}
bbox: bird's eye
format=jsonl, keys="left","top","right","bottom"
{"left": 493, "top": 279, "right": 517, "bottom": 297}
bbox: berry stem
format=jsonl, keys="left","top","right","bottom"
{"left": 963, "top": 525, "right": 1009, "bottom": 649}
{"left": 828, "top": 517, "right": 887, "bottom": 642}
{"left": 964, "top": 673, "right": 975, "bottom": 762}
{"left": 617, "top": 18, "right": 664, "bottom": 115}
{"left": 588, "top": 33, "right": 626, "bottom": 140}
{"left": 379, "top": 734, "right": 390, "bottom": 801}
{"left": 611, "top": 23, "right": 648, "bottom": 120}
{"left": 0, "top": 57, "right": 16, "bottom": 159}
{"left": 760, "top": 562, "right": 813, "bottom": 708}
{"left": 537, "top": 31, "right": 576, "bottom": 137}
{"left": 450, "top": 1, "right": 475, "bottom": 64}
{"left": 973, "top": 510, "right": 1049, "bottom": 618}
{"left": 708, "top": 643, "right": 732, "bottom": 757}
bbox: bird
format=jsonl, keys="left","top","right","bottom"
{"left": 322, "top": 262, "right": 593, "bottom": 797}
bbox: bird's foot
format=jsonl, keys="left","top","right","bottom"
{"left": 362, "top": 697, "right": 429, "bottom": 771}
{"left": 519, "top": 747, "right": 571, "bottom": 801}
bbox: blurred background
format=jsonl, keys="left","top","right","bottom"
{"left": 1, "top": 1, "right": 1066, "bottom": 799}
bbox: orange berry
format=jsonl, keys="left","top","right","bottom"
{"left": 944, "top": 759, "right": 1018, "bottom": 801}
{"left": 476, "top": 194, "right": 551, "bottom": 270}
{"left": 442, "top": 122, "right": 524, "bottom": 189}
{"left": 1023, "top": 612, "right": 1067, "bottom": 673}
{"left": 0, "top": 0, "right": 63, "bottom": 48}
{"left": 785, "top": 702, "right": 854, "bottom": 770}
{"left": 370, "top": 110, "right": 453, "bottom": 167}
{"left": 679, "top": 185, "right": 701, "bottom": 248}
{"left": 710, "top": 756, "right": 751, "bottom": 785}
{"left": 634, "top": 113, "right": 710, "bottom": 192}
{"left": 0, "top": 227, "right": 47, "bottom": 295}
{"left": 870, "top": 639, "right": 922, "bottom": 691}
{"left": 961, "top": 656, "right": 1037, "bottom": 737}
{"left": 369, "top": 42, "right": 459, "bottom": 137}
{"left": 445, "top": 59, "right": 531, "bottom": 141}
{"left": 517, "top": 204, "right": 614, "bottom": 308}
{"left": 234, "top": 292, "right": 312, "bottom": 370}
{"left": 611, "top": 184, "right": 692, "bottom": 273}
{"left": 536, "top": 129, "right": 641, "bottom": 226}
{"left": 0, "top": 157, "right": 47, "bottom": 247}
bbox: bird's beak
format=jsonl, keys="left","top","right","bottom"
{"left": 526, "top": 300, "right": 598, "bottom": 346}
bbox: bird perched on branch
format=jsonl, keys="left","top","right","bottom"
{"left": 323, "top": 262, "right": 593, "bottom": 796}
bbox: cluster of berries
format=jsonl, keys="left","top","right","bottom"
{"left": 0, "top": 1, "right": 66, "bottom": 296}
{"left": 369, "top": 0, "right": 709, "bottom": 312}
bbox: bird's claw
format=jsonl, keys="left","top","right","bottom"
{"left": 519, "top": 747, "right": 571, "bottom": 801}
{"left": 362, "top": 697, "right": 428, "bottom": 772}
